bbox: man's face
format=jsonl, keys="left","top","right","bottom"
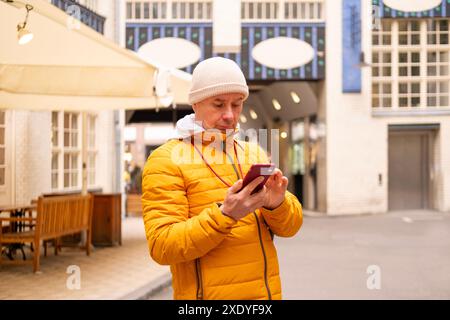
{"left": 192, "top": 93, "right": 244, "bottom": 133}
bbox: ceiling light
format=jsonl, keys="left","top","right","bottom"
{"left": 17, "top": 4, "right": 34, "bottom": 45}
{"left": 290, "top": 91, "right": 301, "bottom": 104}
{"left": 249, "top": 109, "right": 258, "bottom": 120}
{"left": 272, "top": 99, "right": 282, "bottom": 110}
{"left": 280, "top": 131, "right": 288, "bottom": 139}
{"left": 240, "top": 114, "right": 247, "bottom": 123}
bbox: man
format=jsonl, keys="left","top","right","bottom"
{"left": 142, "top": 57, "right": 303, "bottom": 300}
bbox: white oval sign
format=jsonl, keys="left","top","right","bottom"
{"left": 137, "top": 37, "right": 201, "bottom": 69}
{"left": 383, "top": 0, "right": 441, "bottom": 12}
{"left": 252, "top": 37, "right": 315, "bottom": 69}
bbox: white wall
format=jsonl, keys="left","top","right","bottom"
{"left": 325, "top": 0, "right": 386, "bottom": 215}
{"left": 96, "top": 0, "right": 116, "bottom": 41}
{"left": 96, "top": 110, "right": 115, "bottom": 193}
{"left": 324, "top": 0, "right": 450, "bottom": 214}
{"left": 13, "top": 111, "right": 52, "bottom": 204}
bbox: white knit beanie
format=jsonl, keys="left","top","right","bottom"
{"left": 188, "top": 57, "right": 249, "bottom": 105}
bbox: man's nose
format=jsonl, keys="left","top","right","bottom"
{"left": 222, "top": 106, "right": 234, "bottom": 120}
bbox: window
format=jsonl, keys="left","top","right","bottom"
{"left": 398, "top": 20, "right": 420, "bottom": 46}
{"left": 63, "top": 113, "right": 80, "bottom": 189}
{"left": 143, "top": 2, "right": 150, "bottom": 19}
{"left": 372, "top": 82, "right": 392, "bottom": 108}
{"left": 135, "top": 1, "right": 141, "bottom": 19}
{"left": 0, "top": 111, "right": 5, "bottom": 186}
{"left": 126, "top": 27, "right": 135, "bottom": 50}
{"left": 427, "top": 49, "right": 450, "bottom": 107}
{"left": 241, "top": 1, "right": 323, "bottom": 21}
{"left": 51, "top": 112, "right": 59, "bottom": 189}
{"left": 127, "top": 1, "right": 212, "bottom": 21}
{"left": 398, "top": 51, "right": 420, "bottom": 77}
{"left": 51, "top": 112, "right": 87, "bottom": 191}
{"left": 371, "top": 51, "right": 392, "bottom": 79}
{"left": 242, "top": 1, "right": 279, "bottom": 20}
{"left": 398, "top": 82, "right": 421, "bottom": 107}
{"left": 372, "top": 20, "right": 391, "bottom": 46}
{"left": 372, "top": 19, "right": 450, "bottom": 110}
{"left": 126, "top": 2, "right": 133, "bottom": 19}
{"left": 427, "top": 20, "right": 449, "bottom": 45}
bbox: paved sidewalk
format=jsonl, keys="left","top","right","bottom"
{"left": 0, "top": 217, "right": 171, "bottom": 300}
{"left": 149, "top": 209, "right": 450, "bottom": 300}
{"left": 277, "top": 209, "right": 450, "bottom": 299}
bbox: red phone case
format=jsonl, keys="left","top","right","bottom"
{"left": 240, "top": 164, "right": 275, "bottom": 194}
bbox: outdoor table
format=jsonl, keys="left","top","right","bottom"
{"left": 0, "top": 204, "right": 37, "bottom": 261}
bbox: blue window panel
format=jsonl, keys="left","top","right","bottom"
{"left": 241, "top": 27, "right": 250, "bottom": 77}
{"left": 286, "top": 27, "right": 293, "bottom": 79}
{"left": 261, "top": 27, "right": 267, "bottom": 79}
{"left": 199, "top": 27, "right": 205, "bottom": 62}
{"left": 125, "top": 23, "right": 326, "bottom": 81}
{"left": 186, "top": 27, "right": 192, "bottom": 74}
{"left": 254, "top": 27, "right": 263, "bottom": 80}
{"left": 342, "top": 0, "right": 361, "bottom": 92}
{"left": 265, "top": 26, "right": 275, "bottom": 80}
{"left": 273, "top": 27, "right": 280, "bottom": 80}
{"left": 134, "top": 27, "right": 139, "bottom": 52}
{"left": 191, "top": 27, "right": 200, "bottom": 71}
{"left": 304, "top": 27, "right": 313, "bottom": 79}
{"left": 235, "top": 52, "right": 241, "bottom": 68}
{"left": 248, "top": 26, "right": 255, "bottom": 80}
{"left": 204, "top": 27, "right": 213, "bottom": 59}
{"left": 317, "top": 27, "right": 326, "bottom": 78}
{"left": 312, "top": 26, "right": 318, "bottom": 79}
{"left": 374, "top": 0, "right": 449, "bottom": 18}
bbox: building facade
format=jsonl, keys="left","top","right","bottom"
{"left": 122, "top": 0, "right": 450, "bottom": 215}
{"left": 0, "top": 0, "right": 123, "bottom": 207}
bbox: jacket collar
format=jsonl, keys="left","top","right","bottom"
{"left": 170, "top": 113, "right": 240, "bottom": 146}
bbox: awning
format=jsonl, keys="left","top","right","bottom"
{"left": 0, "top": 0, "right": 191, "bottom": 111}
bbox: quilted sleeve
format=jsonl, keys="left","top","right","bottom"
{"left": 260, "top": 191, "right": 303, "bottom": 238}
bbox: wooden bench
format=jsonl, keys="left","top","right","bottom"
{"left": 0, "top": 194, "right": 93, "bottom": 273}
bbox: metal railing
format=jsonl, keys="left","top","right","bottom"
{"left": 51, "top": 0, "right": 105, "bottom": 34}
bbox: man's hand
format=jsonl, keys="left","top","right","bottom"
{"left": 262, "top": 168, "right": 288, "bottom": 210}
{"left": 220, "top": 176, "right": 267, "bottom": 221}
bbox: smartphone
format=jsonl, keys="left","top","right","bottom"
{"left": 240, "top": 163, "right": 276, "bottom": 195}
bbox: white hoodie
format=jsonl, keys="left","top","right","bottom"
{"left": 169, "top": 113, "right": 241, "bottom": 140}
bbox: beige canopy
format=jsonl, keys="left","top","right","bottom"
{"left": 0, "top": 0, "right": 191, "bottom": 111}
{"left": 0, "top": 0, "right": 192, "bottom": 196}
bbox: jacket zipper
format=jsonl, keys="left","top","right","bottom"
{"left": 253, "top": 212, "right": 272, "bottom": 300}
{"left": 229, "top": 143, "right": 272, "bottom": 299}
{"left": 195, "top": 258, "right": 204, "bottom": 300}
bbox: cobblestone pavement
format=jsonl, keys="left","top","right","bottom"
{"left": 0, "top": 217, "right": 169, "bottom": 300}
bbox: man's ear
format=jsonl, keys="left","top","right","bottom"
{"left": 192, "top": 103, "right": 197, "bottom": 113}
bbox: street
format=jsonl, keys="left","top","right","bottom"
{"left": 149, "top": 210, "right": 450, "bottom": 300}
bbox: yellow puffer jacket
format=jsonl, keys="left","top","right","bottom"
{"left": 142, "top": 135, "right": 303, "bottom": 300}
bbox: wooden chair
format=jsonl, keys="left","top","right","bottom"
{"left": 125, "top": 194, "right": 142, "bottom": 217}
{"left": 0, "top": 194, "right": 93, "bottom": 273}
